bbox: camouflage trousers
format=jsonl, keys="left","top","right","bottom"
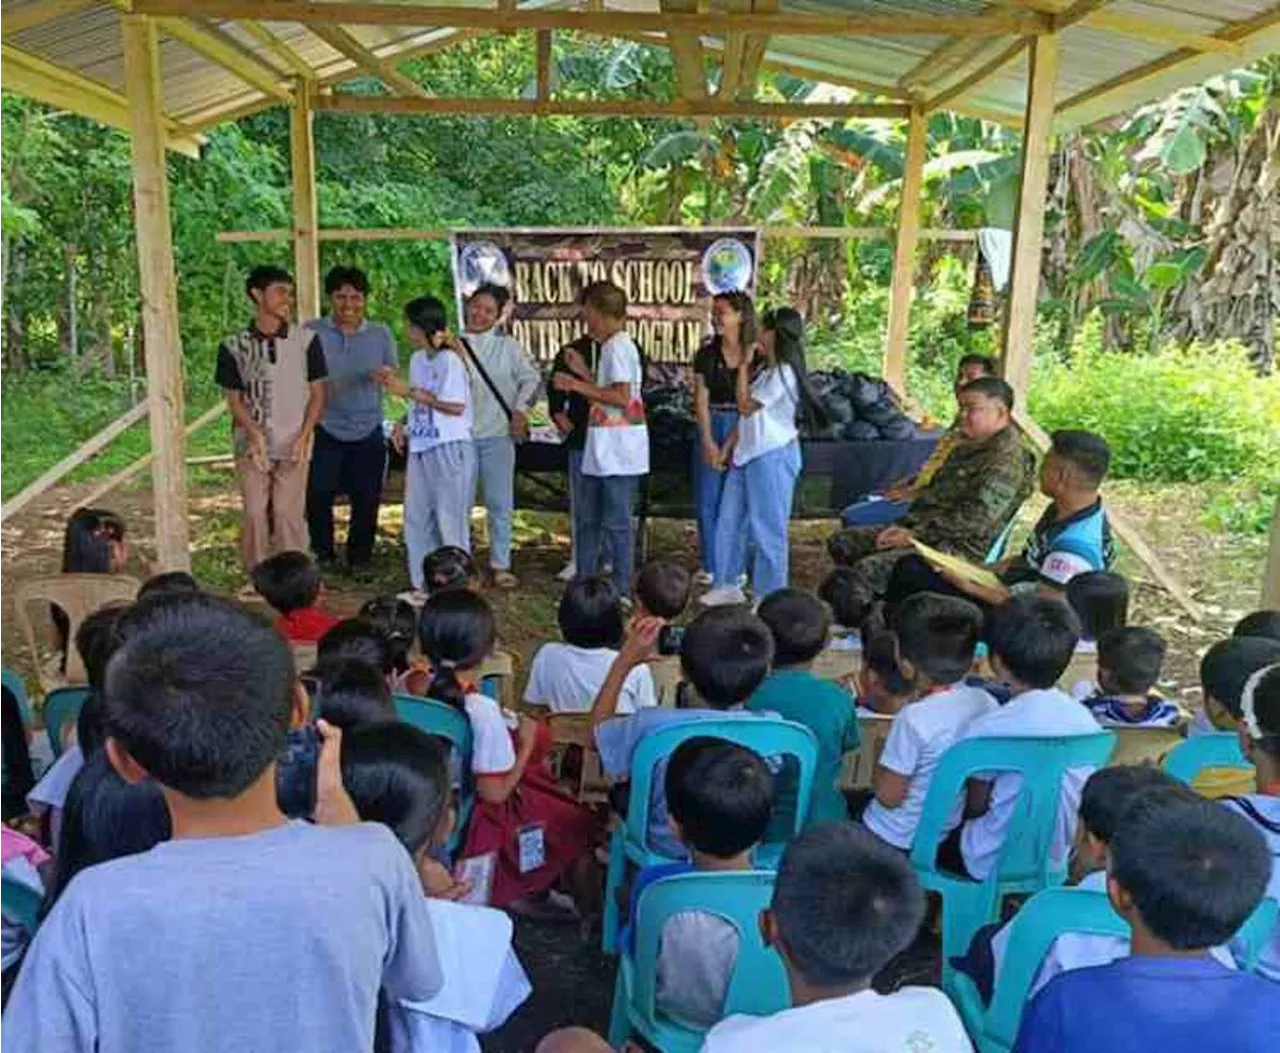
{"left": 826, "top": 525, "right": 913, "bottom": 611}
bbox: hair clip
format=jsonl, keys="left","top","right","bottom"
{"left": 1240, "top": 663, "right": 1278, "bottom": 740}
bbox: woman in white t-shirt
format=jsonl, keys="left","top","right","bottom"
{"left": 703, "top": 308, "right": 826, "bottom": 606}
{"left": 378, "top": 296, "right": 474, "bottom": 594}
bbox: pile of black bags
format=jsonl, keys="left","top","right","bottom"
{"left": 807, "top": 369, "right": 917, "bottom": 442}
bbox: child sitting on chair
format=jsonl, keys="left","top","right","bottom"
{"left": 252, "top": 550, "right": 339, "bottom": 643}
{"left": 1013, "top": 792, "right": 1274, "bottom": 1052}
{"left": 423, "top": 545, "right": 481, "bottom": 597}
{"left": 306, "top": 657, "right": 397, "bottom": 730}
{"left": 855, "top": 630, "right": 915, "bottom": 717}
{"left": 700, "top": 823, "right": 971, "bottom": 1052}
{"left": 633, "top": 558, "right": 691, "bottom": 622}
{"left": 818, "top": 568, "right": 867, "bottom": 652}
{"left": 622, "top": 737, "right": 774, "bottom": 1028}
{"left": 1074, "top": 627, "right": 1181, "bottom": 727}
{"left": 1234, "top": 610, "right": 1280, "bottom": 643}
{"left": 1065, "top": 571, "right": 1129, "bottom": 652}
{"left": 1192, "top": 635, "right": 1280, "bottom": 798}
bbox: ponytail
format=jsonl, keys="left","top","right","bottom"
{"left": 416, "top": 590, "right": 497, "bottom": 714}
{"left": 425, "top": 665, "right": 467, "bottom": 713}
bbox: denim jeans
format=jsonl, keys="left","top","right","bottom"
{"left": 692, "top": 408, "right": 739, "bottom": 574}
{"left": 470, "top": 435, "right": 516, "bottom": 571}
{"left": 567, "top": 447, "right": 585, "bottom": 567}
{"left": 712, "top": 440, "right": 802, "bottom": 600}
{"left": 578, "top": 473, "right": 639, "bottom": 596}
{"left": 840, "top": 496, "right": 912, "bottom": 528}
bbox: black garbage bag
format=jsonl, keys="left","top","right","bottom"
{"left": 877, "top": 417, "right": 916, "bottom": 441}
{"left": 842, "top": 420, "right": 881, "bottom": 442}
{"left": 848, "top": 372, "right": 891, "bottom": 412}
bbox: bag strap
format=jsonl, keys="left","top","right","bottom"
{"left": 460, "top": 336, "right": 514, "bottom": 421}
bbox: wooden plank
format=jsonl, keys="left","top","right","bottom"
{"left": 925, "top": 36, "right": 1029, "bottom": 112}
{"left": 535, "top": 29, "right": 551, "bottom": 102}
{"left": 662, "top": 0, "right": 708, "bottom": 101}
{"left": 0, "top": 0, "right": 98, "bottom": 38}
{"left": 0, "top": 400, "right": 151, "bottom": 522}
{"left": 882, "top": 106, "right": 928, "bottom": 393}
{"left": 1051, "top": 0, "right": 1111, "bottom": 32}
{"left": 1264, "top": 497, "right": 1280, "bottom": 608}
{"left": 716, "top": 0, "right": 751, "bottom": 100}
{"left": 240, "top": 21, "right": 317, "bottom": 79}
{"left": 1000, "top": 31, "right": 1058, "bottom": 401}
{"left": 122, "top": 14, "right": 191, "bottom": 572}
{"left": 290, "top": 82, "right": 320, "bottom": 323}
{"left": 308, "top": 23, "right": 430, "bottom": 97}
{"left": 1084, "top": 11, "right": 1243, "bottom": 55}
{"left": 734, "top": 0, "right": 777, "bottom": 101}
{"left": 157, "top": 17, "right": 294, "bottom": 102}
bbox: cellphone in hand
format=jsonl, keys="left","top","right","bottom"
{"left": 658, "top": 624, "right": 686, "bottom": 656}
{"left": 276, "top": 723, "right": 321, "bottom": 820}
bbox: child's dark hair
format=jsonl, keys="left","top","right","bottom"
{"left": 61, "top": 507, "right": 125, "bottom": 574}
{"left": 405, "top": 295, "right": 448, "bottom": 339}
{"left": 773, "top": 822, "right": 925, "bottom": 987}
{"left": 246, "top": 264, "right": 292, "bottom": 297}
{"left": 960, "top": 375, "right": 1015, "bottom": 410}
{"left": 251, "top": 550, "right": 322, "bottom": 615}
{"left": 423, "top": 546, "right": 477, "bottom": 596}
{"left": 761, "top": 307, "right": 826, "bottom": 430}
{"left": 1078, "top": 765, "right": 1183, "bottom": 845}
{"left": 76, "top": 602, "right": 130, "bottom": 690}
{"left": 1244, "top": 663, "right": 1280, "bottom": 760}
{"left": 358, "top": 596, "right": 417, "bottom": 673}
{"left": 1065, "top": 571, "right": 1129, "bottom": 640}
{"left": 559, "top": 575, "right": 624, "bottom": 649}
{"left": 310, "top": 657, "right": 396, "bottom": 730}
{"left": 1234, "top": 609, "right": 1280, "bottom": 642}
{"left": 862, "top": 631, "right": 913, "bottom": 698}
{"left": 318, "top": 617, "right": 395, "bottom": 676}
{"left": 987, "top": 593, "right": 1080, "bottom": 689}
{"left": 818, "top": 568, "right": 868, "bottom": 631}
{"left": 104, "top": 594, "right": 296, "bottom": 798}
{"left": 634, "top": 559, "right": 691, "bottom": 620}
{"left": 679, "top": 607, "right": 774, "bottom": 708}
{"left": 418, "top": 590, "right": 497, "bottom": 711}
{"left": 665, "top": 737, "right": 774, "bottom": 859}
{"left": 1109, "top": 792, "right": 1270, "bottom": 949}
{"left": 2, "top": 686, "right": 34, "bottom": 822}
{"left": 136, "top": 571, "right": 199, "bottom": 602}
{"left": 1098, "top": 626, "right": 1165, "bottom": 696}
{"left": 757, "top": 589, "right": 830, "bottom": 667}
{"left": 324, "top": 264, "right": 369, "bottom": 296}
{"left": 1200, "top": 636, "right": 1280, "bottom": 719}
{"left": 896, "top": 592, "right": 983, "bottom": 686}
{"left": 1050, "top": 429, "right": 1111, "bottom": 488}
{"left": 341, "top": 722, "right": 451, "bottom": 856}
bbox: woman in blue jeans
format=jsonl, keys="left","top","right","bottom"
{"left": 702, "top": 307, "right": 826, "bottom": 606}
{"left": 691, "top": 292, "right": 757, "bottom": 586}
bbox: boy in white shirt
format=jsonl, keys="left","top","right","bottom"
{"left": 552, "top": 282, "right": 648, "bottom": 598}
{"left": 857, "top": 593, "right": 997, "bottom": 850}
{"left": 945, "top": 594, "right": 1103, "bottom": 881}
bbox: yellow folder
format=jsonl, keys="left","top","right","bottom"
{"left": 910, "top": 539, "right": 1004, "bottom": 591}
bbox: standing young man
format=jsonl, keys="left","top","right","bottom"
{"left": 547, "top": 332, "right": 599, "bottom": 581}
{"left": 305, "top": 266, "right": 398, "bottom": 576}
{"left": 217, "top": 265, "right": 327, "bottom": 576}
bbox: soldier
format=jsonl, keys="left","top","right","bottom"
{"left": 826, "top": 376, "right": 1034, "bottom": 611}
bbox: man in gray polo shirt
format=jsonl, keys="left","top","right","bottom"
{"left": 305, "top": 266, "right": 398, "bottom": 573}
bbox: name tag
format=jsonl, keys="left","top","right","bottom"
{"left": 517, "top": 824, "right": 547, "bottom": 874}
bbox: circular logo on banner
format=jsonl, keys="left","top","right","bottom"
{"left": 457, "top": 241, "right": 512, "bottom": 297}
{"left": 701, "top": 237, "right": 754, "bottom": 294}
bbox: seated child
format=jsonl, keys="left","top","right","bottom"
{"left": 1234, "top": 609, "right": 1280, "bottom": 642}
{"left": 858, "top": 593, "right": 995, "bottom": 851}
{"left": 591, "top": 606, "right": 778, "bottom": 859}
{"left": 307, "top": 657, "right": 398, "bottom": 729}
{"left": 1193, "top": 635, "right": 1280, "bottom": 798}
{"left": 358, "top": 595, "right": 422, "bottom": 694}
{"left": 1065, "top": 570, "right": 1129, "bottom": 652}
{"left": 1013, "top": 792, "right": 1274, "bottom": 1053}
{"left": 701, "top": 822, "right": 971, "bottom": 1051}
{"left": 525, "top": 576, "right": 657, "bottom": 715}
{"left": 624, "top": 737, "right": 774, "bottom": 1028}
{"left": 318, "top": 617, "right": 397, "bottom": 683}
{"left": 750, "top": 589, "right": 859, "bottom": 827}
{"left": 818, "top": 568, "right": 867, "bottom": 651}
{"left": 855, "top": 630, "right": 914, "bottom": 717}
{"left": 340, "top": 722, "right": 531, "bottom": 1050}
{"left": 949, "top": 594, "right": 1102, "bottom": 881}
{"left": 1, "top": 826, "right": 49, "bottom": 975}
{"left": 1, "top": 687, "right": 34, "bottom": 824}
{"left": 423, "top": 546, "right": 480, "bottom": 597}
{"left": 1, "top": 594, "right": 441, "bottom": 1053}
{"left": 1075, "top": 626, "right": 1181, "bottom": 727}
{"left": 419, "top": 590, "right": 600, "bottom": 911}
{"left": 135, "top": 570, "right": 199, "bottom": 602}
{"left": 634, "top": 557, "right": 692, "bottom": 621}
{"left": 251, "top": 550, "right": 339, "bottom": 643}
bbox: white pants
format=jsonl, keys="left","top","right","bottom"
{"left": 405, "top": 440, "right": 475, "bottom": 589}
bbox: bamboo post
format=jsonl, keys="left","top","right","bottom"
{"left": 1000, "top": 31, "right": 1059, "bottom": 400}
{"left": 1264, "top": 496, "right": 1280, "bottom": 608}
{"left": 883, "top": 105, "right": 927, "bottom": 393}
{"left": 122, "top": 14, "right": 190, "bottom": 571}
{"left": 290, "top": 79, "right": 320, "bottom": 322}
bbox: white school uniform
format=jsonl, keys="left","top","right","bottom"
{"left": 407, "top": 349, "right": 472, "bottom": 452}
{"left": 862, "top": 683, "right": 999, "bottom": 850}
{"left": 463, "top": 693, "right": 518, "bottom": 775}
{"left": 957, "top": 688, "right": 1102, "bottom": 881}
{"left": 523, "top": 642, "right": 657, "bottom": 715}
{"left": 582, "top": 331, "right": 648, "bottom": 478}
{"left": 1223, "top": 794, "right": 1280, "bottom": 982}
{"left": 732, "top": 363, "right": 798, "bottom": 467}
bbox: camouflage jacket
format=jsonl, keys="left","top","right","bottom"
{"left": 903, "top": 425, "right": 1036, "bottom": 562}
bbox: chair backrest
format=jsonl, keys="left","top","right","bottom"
{"left": 1055, "top": 649, "right": 1097, "bottom": 692}
{"left": 841, "top": 712, "right": 893, "bottom": 790}
{"left": 477, "top": 649, "right": 518, "bottom": 708}
{"left": 629, "top": 871, "right": 788, "bottom": 1030}
{"left": 1162, "top": 731, "right": 1251, "bottom": 785}
{"left": 393, "top": 694, "right": 474, "bottom": 758}
{"left": 12, "top": 574, "right": 140, "bottom": 690}
{"left": 2, "top": 667, "right": 32, "bottom": 726}
{"left": 648, "top": 656, "right": 683, "bottom": 708}
{"left": 910, "top": 732, "right": 1116, "bottom": 888}
{"left": 1, "top": 875, "right": 43, "bottom": 937}
{"left": 43, "top": 686, "right": 90, "bottom": 757}
{"left": 626, "top": 718, "right": 819, "bottom": 852}
{"left": 1107, "top": 723, "right": 1187, "bottom": 768}
{"left": 290, "top": 642, "right": 318, "bottom": 675}
{"left": 984, "top": 518, "right": 1018, "bottom": 564}
{"left": 811, "top": 648, "right": 861, "bottom": 686}
{"left": 547, "top": 713, "right": 610, "bottom": 804}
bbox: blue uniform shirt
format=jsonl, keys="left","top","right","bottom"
{"left": 1016, "top": 498, "right": 1114, "bottom": 587}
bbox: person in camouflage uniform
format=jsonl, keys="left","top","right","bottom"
{"left": 827, "top": 376, "right": 1035, "bottom": 610}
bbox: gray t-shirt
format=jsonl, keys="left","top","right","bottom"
{"left": 308, "top": 316, "right": 398, "bottom": 441}
{"left": 1, "top": 821, "right": 440, "bottom": 1053}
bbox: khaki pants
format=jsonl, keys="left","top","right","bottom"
{"left": 238, "top": 457, "right": 310, "bottom": 572}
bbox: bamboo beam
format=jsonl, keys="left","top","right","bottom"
{"left": 1084, "top": 12, "right": 1243, "bottom": 55}
{"left": 1000, "top": 31, "right": 1058, "bottom": 400}
{"left": 0, "top": 400, "right": 152, "bottom": 522}
{"left": 535, "top": 29, "right": 552, "bottom": 101}
{"left": 735, "top": 0, "right": 779, "bottom": 101}
{"left": 1264, "top": 497, "right": 1280, "bottom": 608}
{"left": 315, "top": 94, "right": 912, "bottom": 119}
{"left": 0, "top": 0, "right": 98, "bottom": 37}
{"left": 308, "top": 24, "right": 430, "bottom": 97}
{"left": 290, "top": 82, "right": 321, "bottom": 322}
{"left": 662, "top": 0, "right": 708, "bottom": 102}
{"left": 122, "top": 14, "right": 191, "bottom": 572}
{"left": 925, "top": 36, "right": 1028, "bottom": 112}
{"left": 1051, "top": 0, "right": 1112, "bottom": 33}
{"left": 156, "top": 17, "right": 294, "bottom": 102}
{"left": 716, "top": 0, "right": 751, "bottom": 100}
{"left": 882, "top": 107, "right": 928, "bottom": 393}
{"left": 240, "top": 21, "right": 317, "bottom": 80}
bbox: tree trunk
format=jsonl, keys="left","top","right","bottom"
{"left": 3, "top": 238, "right": 29, "bottom": 374}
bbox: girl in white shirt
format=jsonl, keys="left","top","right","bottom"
{"left": 703, "top": 307, "right": 826, "bottom": 606}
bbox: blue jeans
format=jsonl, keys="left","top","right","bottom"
{"left": 578, "top": 473, "right": 639, "bottom": 596}
{"left": 470, "top": 436, "right": 515, "bottom": 571}
{"left": 693, "top": 408, "right": 739, "bottom": 574}
{"left": 713, "top": 440, "right": 801, "bottom": 599}
{"left": 840, "top": 496, "right": 911, "bottom": 528}
{"left": 567, "top": 447, "right": 585, "bottom": 566}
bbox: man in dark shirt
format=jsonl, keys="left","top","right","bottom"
{"left": 548, "top": 333, "right": 599, "bottom": 580}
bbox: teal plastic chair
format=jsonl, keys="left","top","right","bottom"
{"left": 1, "top": 875, "right": 43, "bottom": 940}
{"left": 984, "top": 518, "right": 1018, "bottom": 564}
{"left": 393, "top": 694, "right": 475, "bottom": 854}
{"left": 1162, "top": 731, "right": 1251, "bottom": 785}
{"left": 607, "top": 870, "right": 788, "bottom": 1052}
{"left": 42, "top": 686, "right": 90, "bottom": 757}
{"left": 601, "top": 718, "right": 818, "bottom": 953}
{"left": 909, "top": 731, "right": 1116, "bottom": 992}
{"left": 2, "top": 667, "right": 32, "bottom": 727}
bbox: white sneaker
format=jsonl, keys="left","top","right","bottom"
{"left": 694, "top": 570, "right": 713, "bottom": 587}
{"left": 557, "top": 562, "right": 577, "bottom": 582}
{"left": 699, "top": 584, "right": 747, "bottom": 607}
{"left": 397, "top": 589, "right": 429, "bottom": 607}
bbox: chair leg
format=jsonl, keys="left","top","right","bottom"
{"left": 606, "top": 965, "right": 631, "bottom": 1048}
{"left": 939, "top": 881, "right": 1000, "bottom": 994}
{"left": 602, "top": 827, "right": 625, "bottom": 954}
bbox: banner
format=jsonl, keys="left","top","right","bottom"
{"left": 450, "top": 227, "right": 761, "bottom": 363}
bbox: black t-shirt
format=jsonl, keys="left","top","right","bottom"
{"left": 548, "top": 335, "right": 600, "bottom": 451}
{"left": 692, "top": 336, "right": 739, "bottom": 407}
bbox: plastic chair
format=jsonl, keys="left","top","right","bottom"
{"left": 1107, "top": 723, "right": 1187, "bottom": 768}
{"left": 909, "top": 731, "right": 1116, "bottom": 992}
{"left": 607, "top": 870, "right": 788, "bottom": 1052}
{"left": 984, "top": 518, "right": 1018, "bottom": 564}
{"left": 290, "top": 642, "right": 318, "bottom": 674}
{"left": 477, "top": 649, "right": 518, "bottom": 709}
{"left": 43, "top": 686, "right": 90, "bottom": 757}
{"left": 648, "top": 656, "right": 683, "bottom": 708}
{"left": 394, "top": 694, "right": 475, "bottom": 854}
{"left": 547, "top": 713, "right": 610, "bottom": 804}
{"left": 811, "top": 648, "right": 861, "bottom": 685}
{"left": 1162, "top": 731, "right": 1251, "bottom": 785}
{"left": 2, "top": 667, "right": 32, "bottom": 727}
{"left": 12, "top": 574, "right": 140, "bottom": 690}
{"left": 1, "top": 875, "right": 43, "bottom": 939}
{"left": 840, "top": 712, "right": 893, "bottom": 791}
{"left": 602, "top": 718, "right": 818, "bottom": 953}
